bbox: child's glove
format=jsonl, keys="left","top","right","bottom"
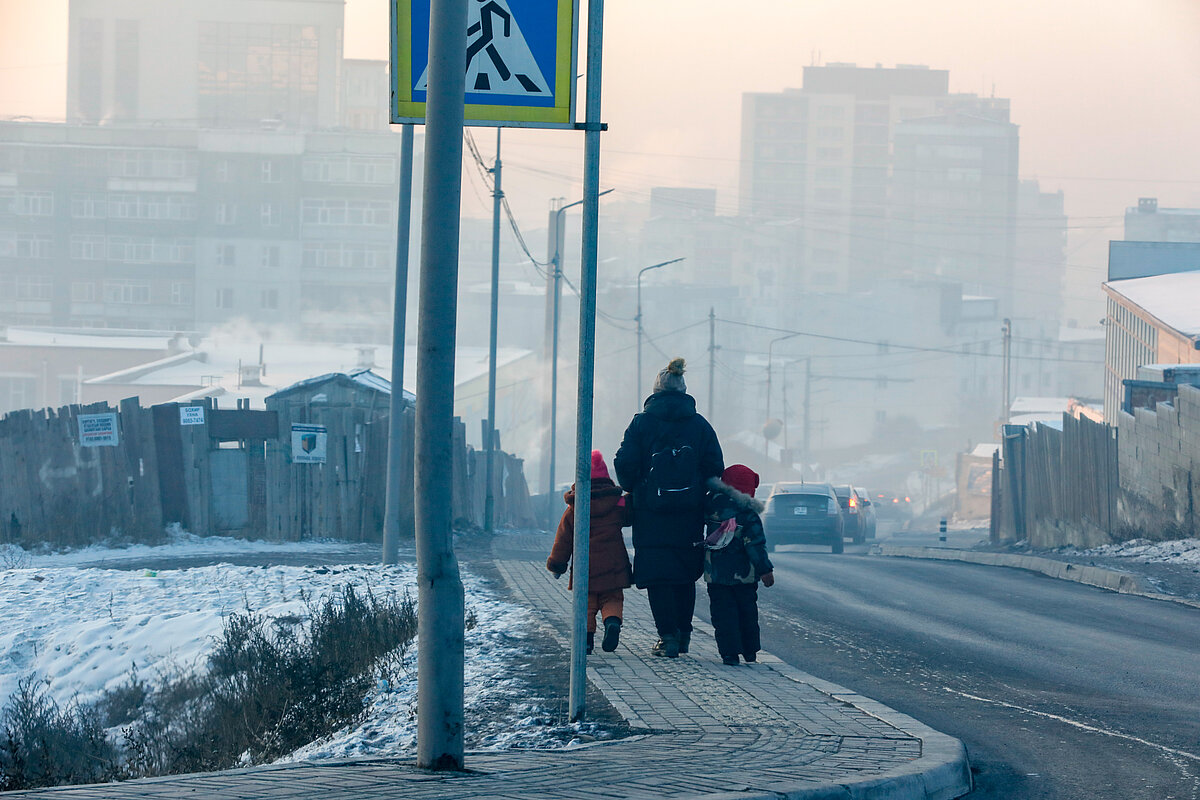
{"left": 760, "top": 571, "right": 775, "bottom": 588}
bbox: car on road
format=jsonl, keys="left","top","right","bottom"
{"left": 854, "top": 486, "right": 877, "bottom": 541}
{"left": 762, "top": 482, "right": 844, "bottom": 553}
{"left": 872, "top": 490, "right": 913, "bottom": 521}
{"left": 833, "top": 485, "right": 874, "bottom": 544}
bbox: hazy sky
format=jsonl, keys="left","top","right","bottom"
{"left": 3, "top": 0, "right": 1200, "bottom": 316}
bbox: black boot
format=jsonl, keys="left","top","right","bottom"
{"left": 601, "top": 616, "right": 621, "bottom": 652}
{"left": 652, "top": 633, "right": 680, "bottom": 658}
{"left": 586, "top": 631, "right": 595, "bottom": 655}
{"left": 677, "top": 631, "right": 691, "bottom": 654}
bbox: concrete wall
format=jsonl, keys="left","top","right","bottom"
{"left": 1116, "top": 383, "right": 1200, "bottom": 538}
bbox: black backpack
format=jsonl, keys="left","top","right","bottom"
{"left": 641, "top": 420, "right": 703, "bottom": 512}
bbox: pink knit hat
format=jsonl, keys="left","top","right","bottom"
{"left": 591, "top": 450, "right": 611, "bottom": 480}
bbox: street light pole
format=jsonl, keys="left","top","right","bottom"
{"left": 635, "top": 257, "right": 684, "bottom": 405}
{"left": 766, "top": 333, "right": 800, "bottom": 421}
{"left": 545, "top": 189, "right": 613, "bottom": 527}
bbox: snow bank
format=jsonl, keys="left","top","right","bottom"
{"left": 1080, "top": 537, "right": 1200, "bottom": 565}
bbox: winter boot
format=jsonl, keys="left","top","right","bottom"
{"left": 601, "top": 616, "right": 621, "bottom": 652}
{"left": 722, "top": 655, "right": 741, "bottom": 666}
{"left": 677, "top": 631, "right": 691, "bottom": 654}
{"left": 743, "top": 651, "right": 757, "bottom": 663}
{"left": 586, "top": 631, "right": 595, "bottom": 655}
{"left": 652, "top": 633, "right": 680, "bottom": 658}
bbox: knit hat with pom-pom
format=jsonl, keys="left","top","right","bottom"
{"left": 653, "top": 357, "right": 687, "bottom": 393}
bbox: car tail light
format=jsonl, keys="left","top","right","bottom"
{"left": 827, "top": 498, "right": 838, "bottom": 515}
{"left": 848, "top": 496, "right": 858, "bottom": 513}
{"left": 904, "top": 496, "right": 911, "bottom": 503}
{"left": 892, "top": 498, "right": 898, "bottom": 503}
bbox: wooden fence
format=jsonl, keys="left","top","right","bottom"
{"left": 992, "top": 413, "right": 1118, "bottom": 547}
{"left": 1, "top": 395, "right": 534, "bottom": 549}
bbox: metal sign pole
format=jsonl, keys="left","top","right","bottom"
{"left": 414, "top": 0, "right": 467, "bottom": 771}
{"left": 569, "top": 0, "right": 606, "bottom": 723}
{"left": 383, "top": 123, "right": 415, "bottom": 566}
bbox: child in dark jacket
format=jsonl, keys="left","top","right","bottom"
{"left": 703, "top": 464, "right": 774, "bottom": 665}
{"left": 547, "top": 450, "right": 634, "bottom": 654}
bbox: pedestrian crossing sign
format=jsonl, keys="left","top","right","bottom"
{"left": 392, "top": 0, "right": 577, "bottom": 128}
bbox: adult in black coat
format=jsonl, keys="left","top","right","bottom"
{"left": 614, "top": 357, "right": 724, "bottom": 658}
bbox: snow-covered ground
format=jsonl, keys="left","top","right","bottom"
{"left": 1078, "top": 537, "right": 1200, "bottom": 565}
{"left": 0, "top": 536, "right": 606, "bottom": 764}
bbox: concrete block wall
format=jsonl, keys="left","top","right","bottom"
{"left": 1117, "top": 385, "right": 1200, "bottom": 538}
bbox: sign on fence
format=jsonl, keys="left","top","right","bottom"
{"left": 78, "top": 413, "right": 119, "bottom": 447}
{"left": 291, "top": 423, "right": 328, "bottom": 464}
{"left": 179, "top": 406, "right": 206, "bottom": 426}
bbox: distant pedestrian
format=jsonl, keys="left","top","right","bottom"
{"left": 615, "top": 357, "right": 724, "bottom": 658}
{"left": 547, "top": 450, "right": 634, "bottom": 654}
{"left": 703, "top": 464, "right": 774, "bottom": 665}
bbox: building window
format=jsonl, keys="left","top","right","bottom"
{"left": 260, "top": 289, "right": 279, "bottom": 309}
{"left": 170, "top": 282, "right": 192, "bottom": 305}
{"left": 215, "top": 288, "right": 234, "bottom": 309}
{"left": 0, "top": 376, "right": 36, "bottom": 411}
{"left": 301, "top": 156, "right": 397, "bottom": 184}
{"left": 261, "top": 203, "right": 281, "bottom": 227}
{"left": 14, "top": 191, "right": 54, "bottom": 216}
{"left": 70, "top": 234, "right": 107, "bottom": 260}
{"left": 216, "top": 243, "right": 236, "bottom": 266}
{"left": 261, "top": 245, "right": 281, "bottom": 268}
{"left": 103, "top": 280, "right": 151, "bottom": 304}
{"left": 215, "top": 202, "right": 238, "bottom": 225}
{"left": 15, "top": 276, "right": 52, "bottom": 301}
{"left": 59, "top": 376, "right": 80, "bottom": 406}
{"left": 70, "top": 281, "right": 96, "bottom": 302}
{"left": 1, "top": 233, "right": 54, "bottom": 260}
{"left": 301, "top": 241, "right": 389, "bottom": 268}
{"left": 300, "top": 199, "right": 392, "bottom": 227}
{"left": 197, "top": 22, "right": 322, "bottom": 127}
{"left": 71, "top": 193, "right": 108, "bottom": 219}
{"left": 216, "top": 160, "right": 231, "bottom": 182}
{"left": 261, "top": 159, "right": 280, "bottom": 183}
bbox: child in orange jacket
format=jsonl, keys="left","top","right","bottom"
{"left": 547, "top": 450, "right": 634, "bottom": 654}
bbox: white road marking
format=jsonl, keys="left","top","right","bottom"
{"left": 942, "top": 686, "right": 1200, "bottom": 763}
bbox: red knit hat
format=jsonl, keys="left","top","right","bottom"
{"left": 722, "top": 464, "right": 759, "bottom": 497}
{"left": 591, "top": 450, "right": 611, "bottom": 480}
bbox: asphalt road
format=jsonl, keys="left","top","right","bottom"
{"left": 732, "top": 539, "right": 1200, "bottom": 799}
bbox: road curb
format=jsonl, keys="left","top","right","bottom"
{"left": 874, "top": 545, "right": 1200, "bottom": 609}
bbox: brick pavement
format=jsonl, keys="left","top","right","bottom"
{"left": 2, "top": 532, "right": 971, "bottom": 800}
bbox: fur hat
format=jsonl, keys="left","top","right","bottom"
{"left": 590, "top": 450, "right": 610, "bottom": 480}
{"left": 653, "top": 357, "right": 687, "bottom": 393}
{"left": 721, "top": 464, "right": 760, "bottom": 497}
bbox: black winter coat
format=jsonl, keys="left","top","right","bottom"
{"left": 703, "top": 483, "right": 773, "bottom": 585}
{"left": 614, "top": 390, "right": 724, "bottom": 587}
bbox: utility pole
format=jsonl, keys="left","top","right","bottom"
{"left": 708, "top": 307, "right": 716, "bottom": 417}
{"left": 383, "top": 124, "right": 414, "bottom": 566}
{"left": 803, "top": 357, "right": 811, "bottom": 466}
{"left": 1001, "top": 318, "right": 1012, "bottom": 425}
{"left": 413, "top": 0, "right": 466, "bottom": 771}
{"left": 766, "top": 333, "right": 800, "bottom": 421}
{"left": 568, "top": 0, "right": 606, "bottom": 724}
{"left": 484, "top": 129, "right": 502, "bottom": 534}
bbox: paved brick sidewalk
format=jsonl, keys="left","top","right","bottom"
{"left": 3, "top": 533, "right": 971, "bottom": 800}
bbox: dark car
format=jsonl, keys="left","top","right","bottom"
{"left": 855, "top": 486, "right": 877, "bottom": 541}
{"left": 833, "top": 485, "right": 870, "bottom": 544}
{"left": 872, "top": 490, "right": 913, "bottom": 521}
{"left": 762, "top": 482, "right": 844, "bottom": 553}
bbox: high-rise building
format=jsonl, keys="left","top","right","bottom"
{"left": 1124, "top": 197, "right": 1200, "bottom": 242}
{"left": 0, "top": 1, "right": 406, "bottom": 341}
{"left": 738, "top": 64, "right": 1026, "bottom": 308}
{"left": 67, "top": 0, "right": 345, "bottom": 129}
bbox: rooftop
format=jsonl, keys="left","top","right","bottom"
{"left": 1104, "top": 270, "right": 1200, "bottom": 339}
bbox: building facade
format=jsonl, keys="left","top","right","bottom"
{"left": 1103, "top": 270, "right": 1200, "bottom": 420}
